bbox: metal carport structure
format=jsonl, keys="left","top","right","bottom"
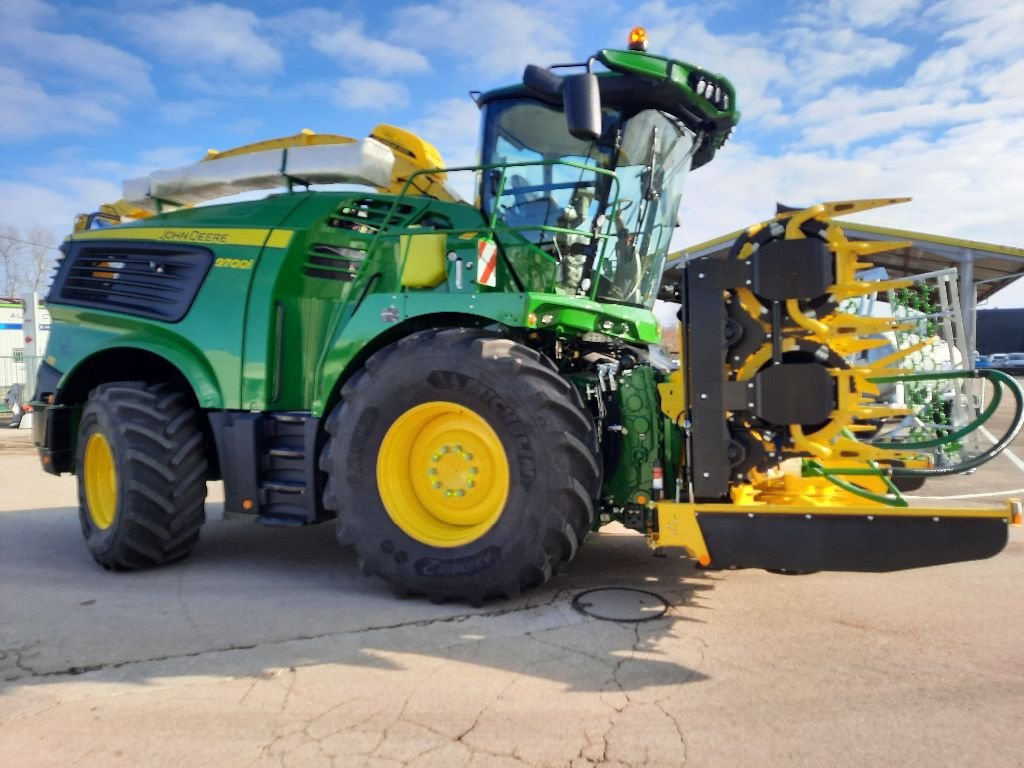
{"left": 664, "top": 221, "right": 1024, "bottom": 352}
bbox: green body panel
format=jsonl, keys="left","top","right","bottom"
{"left": 52, "top": 193, "right": 317, "bottom": 407}
{"left": 597, "top": 48, "right": 738, "bottom": 121}
{"left": 45, "top": 304, "right": 226, "bottom": 407}
{"left": 313, "top": 292, "right": 531, "bottom": 415}
{"left": 237, "top": 192, "right": 520, "bottom": 412}
{"left": 527, "top": 294, "right": 660, "bottom": 344}
{"left": 51, "top": 190, "right": 664, "bottom": 418}
{"left": 603, "top": 365, "right": 666, "bottom": 505}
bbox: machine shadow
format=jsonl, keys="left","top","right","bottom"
{"left": 0, "top": 505, "right": 720, "bottom": 695}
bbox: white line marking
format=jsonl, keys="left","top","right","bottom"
{"left": 906, "top": 488, "right": 1024, "bottom": 500}
{"left": 979, "top": 425, "right": 1024, "bottom": 475}
{"left": 906, "top": 426, "right": 1024, "bottom": 499}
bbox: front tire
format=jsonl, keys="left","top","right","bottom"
{"left": 321, "top": 329, "right": 601, "bottom": 603}
{"left": 77, "top": 382, "right": 208, "bottom": 570}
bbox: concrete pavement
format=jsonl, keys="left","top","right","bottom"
{"left": 1, "top": 425, "right": 1022, "bottom": 767}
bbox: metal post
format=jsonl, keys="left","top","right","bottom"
{"left": 958, "top": 249, "right": 976, "bottom": 360}
{"left": 20, "top": 292, "right": 39, "bottom": 401}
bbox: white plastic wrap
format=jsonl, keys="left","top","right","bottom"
{"left": 285, "top": 140, "right": 394, "bottom": 186}
{"left": 123, "top": 138, "right": 396, "bottom": 211}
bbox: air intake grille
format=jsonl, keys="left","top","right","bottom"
{"left": 51, "top": 243, "right": 213, "bottom": 322}
{"left": 327, "top": 197, "right": 415, "bottom": 234}
{"left": 304, "top": 243, "right": 367, "bottom": 282}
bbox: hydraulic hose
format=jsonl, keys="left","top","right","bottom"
{"left": 870, "top": 369, "right": 1024, "bottom": 477}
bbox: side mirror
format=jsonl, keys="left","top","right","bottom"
{"left": 563, "top": 73, "right": 601, "bottom": 141}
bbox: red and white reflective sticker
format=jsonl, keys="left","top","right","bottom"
{"left": 477, "top": 239, "right": 498, "bottom": 287}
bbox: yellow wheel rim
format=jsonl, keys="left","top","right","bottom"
{"left": 84, "top": 433, "right": 118, "bottom": 530}
{"left": 377, "top": 401, "right": 510, "bottom": 548}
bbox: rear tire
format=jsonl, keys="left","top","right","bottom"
{"left": 77, "top": 382, "right": 208, "bottom": 570}
{"left": 321, "top": 328, "right": 601, "bottom": 603}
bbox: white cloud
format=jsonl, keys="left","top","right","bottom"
{"left": 928, "top": 0, "right": 1024, "bottom": 63}
{"left": 311, "top": 22, "right": 430, "bottom": 76}
{"left": 0, "top": 29, "right": 154, "bottom": 97}
{"left": 0, "top": 66, "right": 119, "bottom": 139}
{"left": 408, "top": 98, "right": 482, "bottom": 168}
{"left": 634, "top": 1, "right": 791, "bottom": 122}
{"left": 0, "top": 0, "right": 154, "bottom": 117}
{"left": 175, "top": 71, "right": 272, "bottom": 98}
{"left": 843, "top": 0, "right": 924, "bottom": 28}
{"left": 0, "top": 179, "right": 120, "bottom": 244}
{"left": 0, "top": 145, "right": 208, "bottom": 244}
{"left": 978, "top": 60, "right": 1024, "bottom": 102}
{"left": 2, "top": 0, "right": 57, "bottom": 27}
{"left": 677, "top": 107, "right": 1024, "bottom": 256}
{"left": 408, "top": 97, "right": 484, "bottom": 201}
{"left": 388, "top": 0, "right": 573, "bottom": 80}
{"left": 789, "top": 0, "right": 924, "bottom": 29}
{"left": 758, "top": 0, "right": 1024, "bottom": 154}
{"left": 332, "top": 78, "right": 409, "bottom": 110}
{"left": 124, "top": 3, "right": 281, "bottom": 76}
{"left": 133, "top": 146, "right": 207, "bottom": 174}
{"left": 780, "top": 27, "right": 910, "bottom": 94}
{"left": 155, "top": 99, "right": 218, "bottom": 126}
{"left": 0, "top": 1, "right": 153, "bottom": 142}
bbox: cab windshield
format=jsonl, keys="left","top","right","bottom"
{"left": 481, "top": 98, "right": 696, "bottom": 307}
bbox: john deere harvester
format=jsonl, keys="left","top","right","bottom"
{"left": 34, "top": 29, "right": 1023, "bottom": 603}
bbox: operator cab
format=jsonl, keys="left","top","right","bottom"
{"left": 479, "top": 95, "right": 696, "bottom": 308}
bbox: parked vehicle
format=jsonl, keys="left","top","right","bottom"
{"left": 989, "top": 353, "right": 1010, "bottom": 369}
{"left": 1004, "top": 352, "right": 1024, "bottom": 375}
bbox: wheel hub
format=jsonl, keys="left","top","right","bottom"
{"left": 429, "top": 443, "right": 479, "bottom": 497}
{"left": 83, "top": 432, "right": 118, "bottom": 530}
{"left": 378, "top": 401, "right": 509, "bottom": 547}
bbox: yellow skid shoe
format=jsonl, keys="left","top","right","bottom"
{"left": 652, "top": 499, "right": 1021, "bottom": 572}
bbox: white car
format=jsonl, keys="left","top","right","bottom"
{"left": 1003, "top": 352, "right": 1024, "bottom": 374}
{"left": 989, "top": 353, "right": 1010, "bottom": 369}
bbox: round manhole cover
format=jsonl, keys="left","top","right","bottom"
{"left": 571, "top": 588, "right": 670, "bottom": 622}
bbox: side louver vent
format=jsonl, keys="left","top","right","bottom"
{"left": 52, "top": 244, "right": 213, "bottom": 322}
{"left": 304, "top": 243, "right": 368, "bottom": 282}
{"left": 327, "top": 197, "right": 415, "bottom": 234}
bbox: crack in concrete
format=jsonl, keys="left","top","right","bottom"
{"left": 519, "top": 620, "right": 645, "bottom": 766}
{"left": 1, "top": 592, "right": 572, "bottom": 684}
{"left": 4, "top": 586, "right": 699, "bottom": 766}
{"left": 654, "top": 699, "right": 689, "bottom": 766}
{"left": 174, "top": 565, "right": 206, "bottom": 641}
{"left": 0, "top": 643, "right": 41, "bottom": 680}
{"left": 610, "top": 622, "right": 643, "bottom": 704}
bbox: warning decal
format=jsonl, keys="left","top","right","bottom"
{"left": 477, "top": 239, "right": 498, "bottom": 287}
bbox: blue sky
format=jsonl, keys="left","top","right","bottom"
{"left": 2, "top": 0, "right": 1023, "bottom": 305}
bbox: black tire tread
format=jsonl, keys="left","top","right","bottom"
{"left": 321, "top": 328, "right": 601, "bottom": 602}
{"left": 78, "top": 382, "right": 207, "bottom": 570}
